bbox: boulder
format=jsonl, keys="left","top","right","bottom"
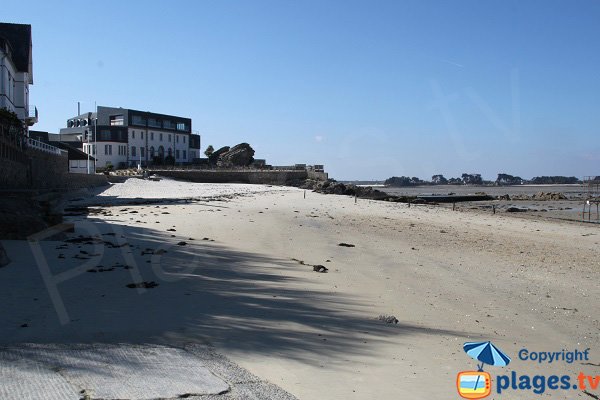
{"left": 208, "top": 146, "right": 230, "bottom": 165}
{"left": 217, "top": 143, "right": 255, "bottom": 167}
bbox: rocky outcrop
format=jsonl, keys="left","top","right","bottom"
{"left": 217, "top": 143, "right": 255, "bottom": 167}
{"left": 208, "top": 146, "right": 230, "bottom": 165}
{"left": 501, "top": 192, "right": 568, "bottom": 201}
{"left": 299, "top": 179, "right": 417, "bottom": 203}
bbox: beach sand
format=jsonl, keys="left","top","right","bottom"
{"left": 1, "top": 178, "right": 598, "bottom": 399}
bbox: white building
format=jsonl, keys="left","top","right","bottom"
{"left": 0, "top": 22, "right": 37, "bottom": 127}
{"left": 59, "top": 106, "right": 200, "bottom": 168}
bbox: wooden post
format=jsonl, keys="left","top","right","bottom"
{"left": 453, "top": 202, "right": 456, "bottom": 211}
{"left": 354, "top": 194, "right": 357, "bottom": 204}
{"left": 304, "top": 190, "right": 306, "bottom": 199}
{"left": 493, "top": 205, "right": 496, "bottom": 214}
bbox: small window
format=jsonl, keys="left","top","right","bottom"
{"left": 176, "top": 136, "right": 179, "bottom": 143}
{"left": 150, "top": 132, "right": 154, "bottom": 140}
{"left": 168, "top": 134, "right": 171, "bottom": 142}
{"left": 183, "top": 150, "right": 186, "bottom": 159}
{"left": 131, "top": 131, "right": 135, "bottom": 139}
{"left": 141, "top": 132, "right": 144, "bottom": 140}
{"left": 141, "top": 147, "right": 145, "bottom": 157}
{"left": 110, "top": 115, "right": 124, "bottom": 126}
{"left": 177, "top": 122, "right": 187, "bottom": 131}
{"left": 183, "top": 136, "right": 186, "bottom": 143}
{"left": 159, "top": 133, "right": 163, "bottom": 141}
{"left": 131, "top": 146, "right": 136, "bottom": 157}
{"left": 176, "top": 150, "right": 180, "bottom": 159}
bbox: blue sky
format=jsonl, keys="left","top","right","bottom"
{"left": 5, "top": 0, "right": 600, "bottom": 180}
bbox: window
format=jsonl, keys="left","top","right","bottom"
{"left": 159, "top": 133, "right": 163, "bottom": 141}
{"left": 104, "top": 144, "right": 112, "bottom": 155}
{"left": 141, "top": 147, "right": 145, "bottom": 157}
{"left": 150, "top": 146, "right": 155, "bottom": 157}
{"left": 163, "top": 120, "right": 174, "bottom": 129}
{"left": 148, "top": 118, "right": 160, "bottom": 128}
{"left": 176, "top": 136, "right": 179, "bottom": 143}
{"left": 93, "top": 145, "right": 96, "bottom": 155}
{"left": 110, "top": 115, "right": 124, "bottom": 126}
{"left": 141, "top": 132, "right": 144, "bottom": 140}
{"left": 183, "top": 136, "right": 186, "bottom": 143}
{"left": 131, "top": 131, "right": 135, "bottom": 139}
{"left": 168, "top": 134, "right": 171, "bottom": 142}
{"left": 150, "top": 132, "right": 154, "bottom": 140}
{"left": 131, "top": 115, "right": 146, "bottom": 125}
{"left": 177, "top": 122, "right": 187, "bottom": 131}
{"left": 131, "top": 146, "right": 136, "bottom": 157}
{"left": 100, "top": 130, "right": 111, "bottom": 141}
{"left": 183, "top": 150, "right": 186, "bottom": 160}
{"left": 176, "top": 150, "right": 180, "bottom": 159}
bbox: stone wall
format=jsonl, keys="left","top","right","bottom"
{"left": 307, "top": 170, "right": 328, "bottom": 181}
{"left": 1, "top": 149, "right": 108, "bottom": 191}
{"left": 153, "top": 169, "right": 309, "bottom": 185}
{"left": 0, "top": 157, "right": 29, "bottom": 188}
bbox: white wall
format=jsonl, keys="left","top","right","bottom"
{"left": 0, "top": 49, "right": 30, "bottom": 121}
{"left": 69, "top": 159, "right": 94, "bottom": 174}
{"left": 84, "top": 141, "right": 127, "bottom": 168}
{"left": 129, "top": 127, "right": 192, "bottom": 163}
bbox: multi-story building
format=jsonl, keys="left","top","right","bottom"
{"left": 0, "top": 22, "right": 37, "bottom": 128}
{"left": 59, "top": 106, "right": 200, "bottom": 168}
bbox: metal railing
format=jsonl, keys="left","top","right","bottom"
{"left": 26, "top": 137, "right": 66, "bottom": 156}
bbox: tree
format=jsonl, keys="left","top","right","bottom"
{"left": 384, "top": 176, "right": 413, "bottom": 187}
{"left": 432, "top": 174, "right": 448, "bottom": 185}
{"left": 461, "top": 173, "right": 483, "bottom": 185}
{"left": 204, "top": 145, "right": 214, "bottom": 158}
{"left": 496, "top": 173, "right": 523, "bottom": 185}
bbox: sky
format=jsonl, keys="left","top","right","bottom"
{"left": 5, "top": 0, "right": 600, "bottom": 180}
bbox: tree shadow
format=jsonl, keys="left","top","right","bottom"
{"left": 2, "top": 200, "right": 472, "bottom": 376}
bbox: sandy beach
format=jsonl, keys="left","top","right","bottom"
{"left": 1, "top": 178, "right": 599, "bottom": 399}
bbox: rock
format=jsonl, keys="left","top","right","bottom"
{"left": 338, "top": 243, "right": 355, "bottom": 247}
{"left": 313, "top": 265, "right": 328, "bottom": 273}
{"left": 208, "top": 146, "right": 230, "bottom": 165}
{"left": 126, "top": 281, "right": 159, "bottom": 289}
{"left": 506, "top": 207, "right": 527, "bottom": 213}
{"left": 217, "top": 143, "right": 255, "bottom": 167}
{"left": 177, "top": 241, "right": 187, "bottom": 246}
{"left": 378, "top": 315, "right": 399, "bottom": 324}
{"left": 0, "top": 243, "right": 10, "bottom": 267}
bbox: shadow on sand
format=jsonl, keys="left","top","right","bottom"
{"left": 2, "top": 193, "right": 470, "bottom": 377}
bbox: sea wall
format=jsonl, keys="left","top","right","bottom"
{"left": 153, "top": 169, "right": 309, "bottom": 185}
{"left": 1, "top": 150, "right": 108, "bottom": 191}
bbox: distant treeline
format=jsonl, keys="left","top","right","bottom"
{"left": 384, "top": 174, "right": 585, "bottom": 187}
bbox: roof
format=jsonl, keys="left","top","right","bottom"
{"left": 49, "top": 141, "right": 95, "bottom": 161}
{"left": 0, "top": 23, "right": 33, "bottom": 81}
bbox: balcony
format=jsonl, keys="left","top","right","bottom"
{"left": 25, "top": 105, "right": 38, "bottom": 126}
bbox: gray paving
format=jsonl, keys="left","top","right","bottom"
{"left": 0, "top": 344, "right": 297, "bottom": 400}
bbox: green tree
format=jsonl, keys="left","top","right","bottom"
{"left": 204, "top": 145, "right": 214, "bottom": 158}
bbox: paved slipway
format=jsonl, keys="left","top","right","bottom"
{"left": 1, "top": 179, "right": 599, "bottom": 399}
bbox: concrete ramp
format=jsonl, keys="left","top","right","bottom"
{"left": 0, "top": 344, "right": 230, "bottom": 400}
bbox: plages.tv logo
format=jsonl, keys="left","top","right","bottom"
{"left": 457, "top": 341, "right": 511, "bottom": 399}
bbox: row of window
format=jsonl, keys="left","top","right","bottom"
{"left": 84, "top": 143, "right": 187, "bottom": 159}
{"left": 130, "top": 130, "right": 186, "bottom": 144}
{"left": 129, "top": 114, "right": 189, "bottom": 131}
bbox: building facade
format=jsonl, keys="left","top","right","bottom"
{"left": 59, "top": 106, "right": 200, "bottom": 168}
{"left": 0, "top": 23, "right": 37, "bottom": 128}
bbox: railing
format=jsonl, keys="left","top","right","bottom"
{"left": 26, "top": 137, "right": 66, "bottom": 156}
